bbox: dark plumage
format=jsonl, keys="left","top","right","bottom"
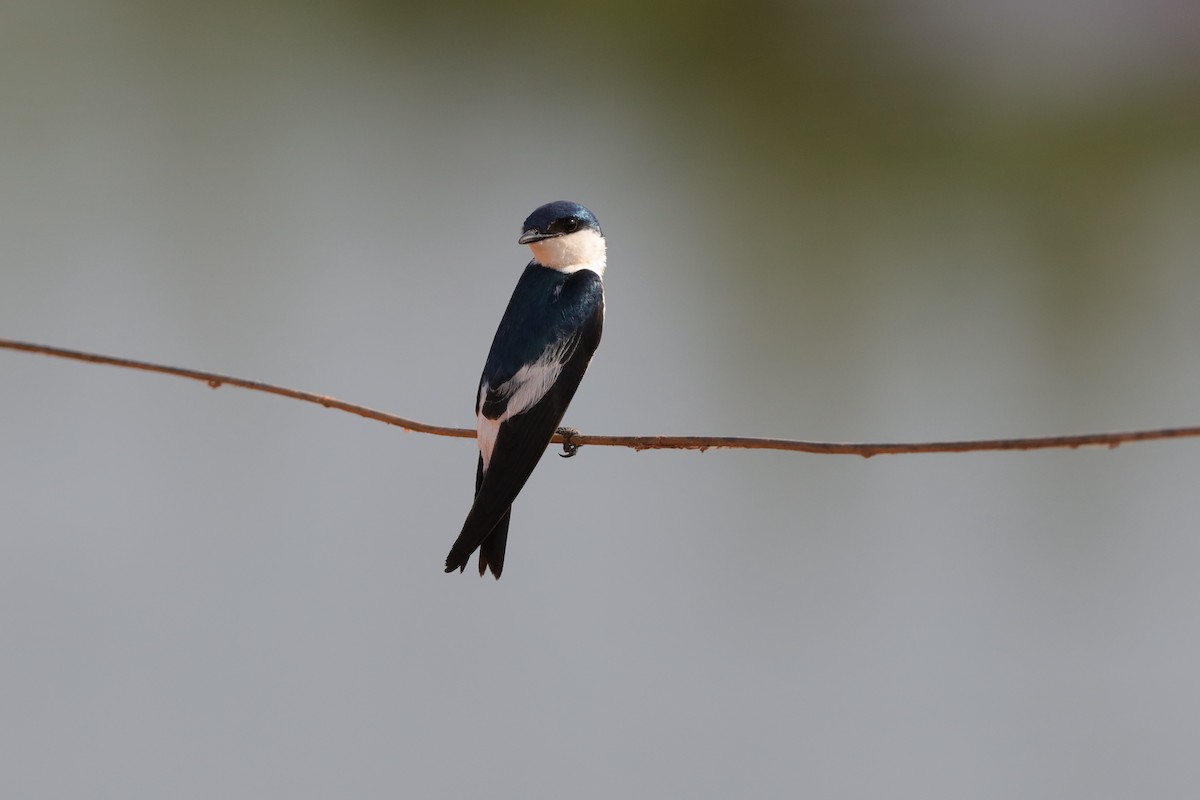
{"left": 444, "top": 202, "right": 606, "bottom": 578}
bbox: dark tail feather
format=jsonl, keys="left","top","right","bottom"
{"left": 476, "top": 452, "right": 509, "bottom": 578}
{"left": 447, "top": 380, "right": 584, "bottom": 577}
{"left": 444, "top": 454, "right": 508, "bottom": 576}
{"left": 444, "top": 504, "right": 509, "bottom": 575}
{"left": 477, "top": 507, "right": 511, "bottom": 578}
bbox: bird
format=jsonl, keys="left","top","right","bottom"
{"left": 444, "top": 200, "right": 607, "bottom": 578}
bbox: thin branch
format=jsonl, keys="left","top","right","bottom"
{"left": 0, "top": 338, "right": 473, "bottom": 442}
{"left": 4, "top": 337, "right": 1199, "bottom": 457}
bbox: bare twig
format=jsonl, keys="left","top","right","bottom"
{"left": 4, "top": 337, "right": 1199, "bottom": 457}
{"left": 0, "top": 338, "right": 473, "bottom": 441}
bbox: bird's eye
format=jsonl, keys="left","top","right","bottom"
{"left": 563, "top": 217, "right": 579, "bottom": 232}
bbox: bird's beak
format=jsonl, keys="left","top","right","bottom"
{"left": 518, "top": 229, "right": 551, "bottom": 245}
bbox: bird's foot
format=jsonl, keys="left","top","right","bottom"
{"left": 556, "top": 427, "right": 580, "bottom": 458}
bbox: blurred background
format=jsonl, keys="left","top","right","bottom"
{"left": 3, "top": 0, "right": 1200, "bottom": 797}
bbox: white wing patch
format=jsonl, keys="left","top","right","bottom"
{"left": 477, "top": 413, "right": 500, "bottom": 468}
{"left": 500, "top": 339, "right": 573, "bottom": 418}
{"left": 475, "top": 337, "right": 577, "bottom": 468}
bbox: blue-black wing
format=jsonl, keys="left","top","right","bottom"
{"left": 445, "top": 266, "right": 604, "bottom": 577}
{"left": 477, "top": 265, "right": 604, "bottom": 420}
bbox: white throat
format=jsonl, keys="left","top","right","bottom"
{"left": 527, "top": 228, "right": 607, "bottom": 276}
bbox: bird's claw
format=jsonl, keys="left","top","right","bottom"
{"left": 557, "top": 427, "right": 580, "bottom": 458}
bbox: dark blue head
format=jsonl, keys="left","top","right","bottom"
{"left": 518, "top": 201, "right": 602, "bottom": 244}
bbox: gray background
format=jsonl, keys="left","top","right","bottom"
{"left": 3, "top": 1, "right": 1200, "bottom": 797}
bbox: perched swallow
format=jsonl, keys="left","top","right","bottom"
{"left": 444, "top": 201, "right": 606, "bottom": 578}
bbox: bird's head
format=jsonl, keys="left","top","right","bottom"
{"left": 518, "top": 201, "right": 606, "bottom": 275}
